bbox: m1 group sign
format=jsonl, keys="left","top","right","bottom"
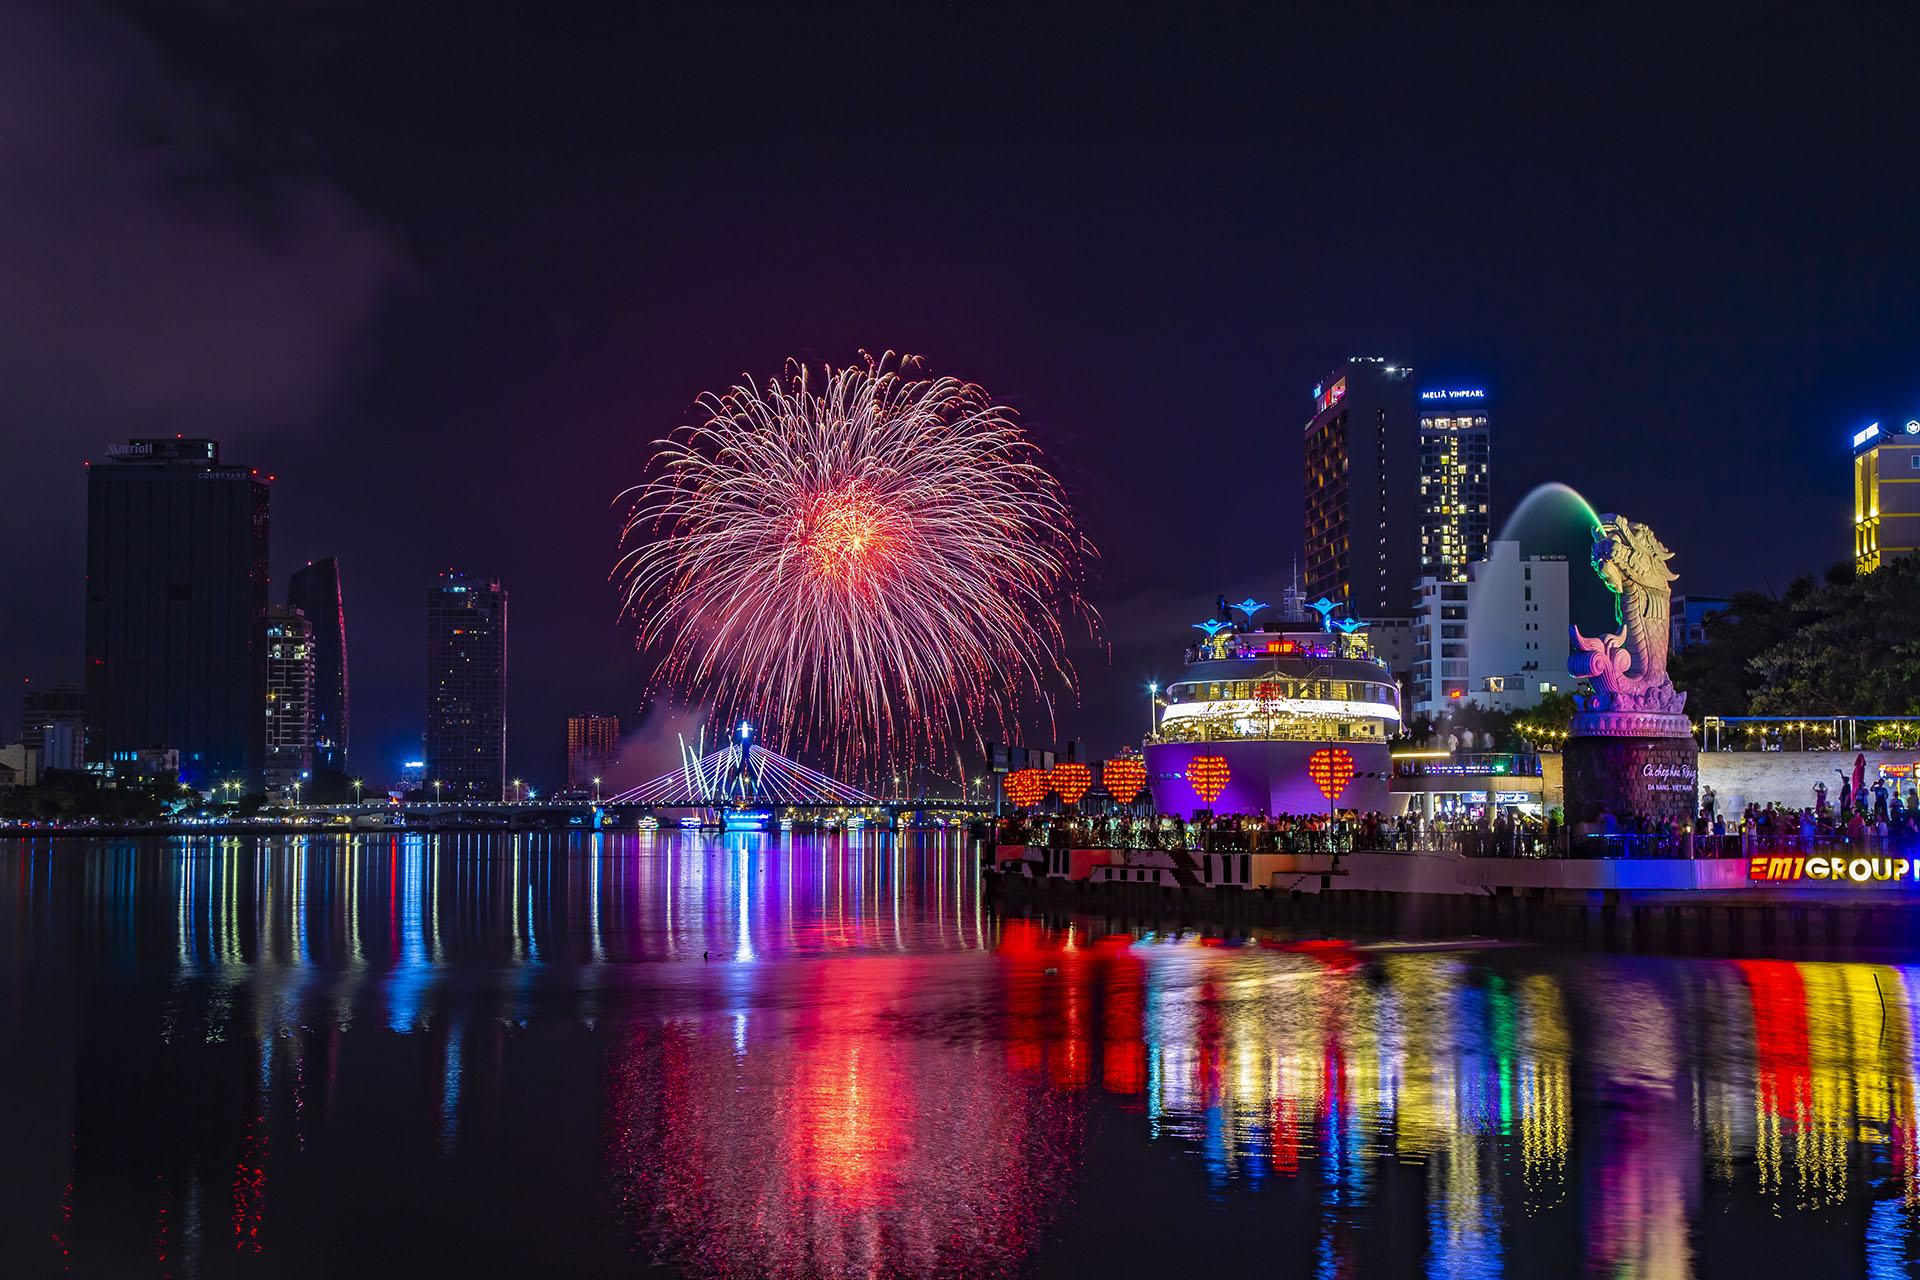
{"left": 1748, "top": 854, "right": 1920, "bottom": 884}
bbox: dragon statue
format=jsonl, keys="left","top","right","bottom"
{"left": 1567, "top": 514, "right": 1688, "bottom": 716}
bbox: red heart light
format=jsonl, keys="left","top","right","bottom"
{"left": 1101, "top": 758, "right": 1147, "bottom": 804}
{"left": 1308, "top": 749, "right": 1355, "bottom": 802}
{"left": 1048, "top": 762, "right": 1092, "bottom": 805}
{"left": 1187, "top": 755, "right": 1230, "bottom": 806}
{"left": 1004, "top": 769, "right": 1048, "bottom": 808}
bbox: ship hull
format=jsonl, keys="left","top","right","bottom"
{"left": 1144, "top": 739, "right": 1392, "bottom": 819}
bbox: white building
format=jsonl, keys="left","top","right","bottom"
{"left": 0, "top": 743, "right": 40, "bottom": 787}
{"left": 1410, "top": 541, "right": 1569, "bottom": 720}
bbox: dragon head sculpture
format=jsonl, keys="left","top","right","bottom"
{"left": 1591, "top": 516, "right": 1676, "bottom": 603}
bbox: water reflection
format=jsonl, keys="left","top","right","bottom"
{"left": 7, "top": 833, "right": 1920, "bottom": 1277}
{"left": 995, "top": 925, "right": 1920, "bottom": 1278}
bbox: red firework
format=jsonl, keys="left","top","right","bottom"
{"left": 616, "top": 352, "right": 1094, "bottom": 770}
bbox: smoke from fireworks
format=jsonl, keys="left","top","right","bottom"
{"left": 616, "top": 352, "right": 1094, "bottom": 770}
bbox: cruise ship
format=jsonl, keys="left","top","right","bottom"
{"left": 1145, "top": 599, "right": 1402, "bottom": 817}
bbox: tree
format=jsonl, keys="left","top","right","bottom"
{"left": 1670, "top": 555, "right": 1920, "bottom": 716}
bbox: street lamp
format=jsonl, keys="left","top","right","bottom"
{"left": 1148, "top": 682, "right": 1159, "bottom": 736}
{"left": 513, "top": 778, "right": 522, "bottom": 804}
{"left": 593, "top": 776, "right": 601, "bottom": 803}
{"left": 433, "top": 779, "right": 443, "bottom": 804}
{"left": 352, "top": 778, "right": 363, "bottom": 803}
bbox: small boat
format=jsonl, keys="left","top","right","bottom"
{"left": 723, "top": 809, "right": 773, "bottom": 832}
{"left": 778, "top": 817, "right": 794, "bottom": 831}
{"left": 678, "top": 814, "right": 703, "bottom": 829}
{"left": 636, "top": 814, "right": 659, "bottom": 831}
{"left": 846, "top": 815, "right": 867, "bottom": 831}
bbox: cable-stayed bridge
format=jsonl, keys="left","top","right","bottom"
{"left": 606, "top": 739, "right": 878, "bottom": 808}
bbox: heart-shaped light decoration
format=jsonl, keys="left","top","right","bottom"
{"left": 1187, "top": 755, "right": 1230, "bottom": 806}
{"left": 1003, "top": 769, "right": 1048, "bottom": 808}
{"left": 1308, "top": 748, "right": 1355, "bottom": 802}
{"left": 1048, "top": 762, "right": 1092, "bottom": 805}
{"left": 1101, "top": 758, "right": 1147, "bottom": 804}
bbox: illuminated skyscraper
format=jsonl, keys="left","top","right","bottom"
{"left": 1303, "top": 358, "right": 1417, "bottom": 616}
{"left": 261, "top": 604, "right": 315, "bottom": 797}
{"left": 425, "top": 572, "right": 508, "bottom": 801}
{"left": 567, "top": 713, "right": 621, "bottom": 789}
{"left": 287, "top": 557, "right": 350, "bottom": 772}
{"left": 84, "top": 438, "right": 269, "bottom": 789}
{"left": 1417, "top": 387, "right": 1491, "bottom": 580}
{"left": 1852, "top": 419, "right": 1920, "bottom": 571}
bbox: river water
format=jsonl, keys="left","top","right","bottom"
{"left": 3, "top": 832, "right": 1918, "bottom": 1278}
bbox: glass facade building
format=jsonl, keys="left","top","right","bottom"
{"left": 84, "top": 438, "right": 269, "bottom": 790}
{"left": 1303, "top": 359, "right": 1417, "bottom": 617}
{"left": 287, "top": 557, "right": 350, "bottom": 772}
{"left": 426, "top": 572, "right": 508, "bottom": 801}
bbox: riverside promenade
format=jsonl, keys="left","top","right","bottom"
{"left": 986, "top": 841, "right": 1920, "bottom": 955}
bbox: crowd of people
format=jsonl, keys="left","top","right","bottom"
{"left": 997, "top": 811, "right": 1383, "bottom": 855}
{"left": 1711, "top": 781, "right": 1920, "bottom": 847}
{"left": 991, "top": 770, "right": 1920, "bottom": 861}
{"left": 995, "top": 809, "right": 1559, "bottom": 856}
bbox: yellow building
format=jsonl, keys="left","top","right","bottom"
{"left": 1853, "top": 420, "right": 1920, "bottom": 571}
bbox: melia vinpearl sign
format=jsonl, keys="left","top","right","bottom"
{"left": 1748, "top": 854, "right": 1920, "bottom": 884}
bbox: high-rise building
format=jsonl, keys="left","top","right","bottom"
{"left": 1409, "top": 541, "right": 1568, "bottom": 718}
{"left": 261, "top": 605, "right": 315, "bottom": 798}
{"left": 21, "top": 679, "right": 86, "bottom": 773}
{"left": 567, "top": 713, "right": 621, "bottom": 790}
{"left": 1303, "top": 358, "right": 1418, "bottom": 616}
{"left": 1852, "top": 419, "right": 1920, "bottom": 572}
{"left": 1416, "top": 386, "right": 1491, "bottom": 580}
{"left": 84, "top": 438, "right": 269, "bottom": 790}
{"left": 287, "top": 558, "right": 350, "bottom": 774}
{"left": 426, "top": 572, "right": 508, "bottom": 801}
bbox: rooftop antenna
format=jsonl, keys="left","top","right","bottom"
{"left": 1282, "top": 561, "right": 1308, "bottom": 622}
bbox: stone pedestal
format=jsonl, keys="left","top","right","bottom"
{"left": 1562, "top": 733, "right": 1699, "bottom": 830}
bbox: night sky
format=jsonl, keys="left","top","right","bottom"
{"left": 6, "top": 1, "right": 1920, "bottom": 789}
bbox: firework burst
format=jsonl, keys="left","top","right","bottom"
{"left": 616, "top": 352, "right": 1095, "bottom": 771}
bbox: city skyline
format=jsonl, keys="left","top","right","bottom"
{"left": 5, "top": 6, "right": 1920, "bottom": 784}
{"left": 13, "top": 381, "right": 1912, "bottom": 792}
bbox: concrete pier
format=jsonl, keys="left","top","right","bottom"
{"left": 985, "top": 863, "right": 1920, "bottom": 957}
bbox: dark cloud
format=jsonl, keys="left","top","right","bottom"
{"left": 0, "top": 0, "right": 407, "bottom": 439}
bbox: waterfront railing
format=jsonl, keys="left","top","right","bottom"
{"left": 1003, "top": 826, "right": 1915, "bottom": 863}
